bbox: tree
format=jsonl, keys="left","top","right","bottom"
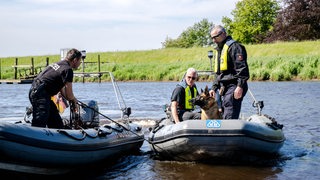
{"left": 162, "top": 19, "right": 213, "bottom": 48}
{"left": 222, "top": 0, "right": 280, "bottom": 44}
{"left": 265, "top": 0, "right": 320, "bottom": 42}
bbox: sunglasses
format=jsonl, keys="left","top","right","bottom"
{"left": 211, "top": 32, "right": 222, "bottom": 39}
{"left": 187, "top": 76, "right": 196, "bottom": 80}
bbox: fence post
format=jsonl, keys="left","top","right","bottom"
{"left": 0, "top": 59, "right": 1, "bottom": 79}
{"left": 98, "top": 54, "right": 101, "bottom": 83}
{"left": 14, "top": 58, "right": 18, "bottom": 79}
{"left": 46, "top": 57, "right": 49, "bottom": 66}
{"left": 80, "top": 50, "right": 86, "bottom": 83}
{"left": 31, "top": 57, "right": 35, "bottom": 75}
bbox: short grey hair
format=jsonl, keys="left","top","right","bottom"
{"left": 186, "top": 67, "right": 198, "bottom": 77}
{"left": 210, "top": 25, "right": 226, "bottom": 34}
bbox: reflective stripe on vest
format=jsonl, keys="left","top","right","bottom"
{"left": 214, "top": 39, "right": 235, "bottom": 72}
{"left": 185, "top": 86, "right": 197, "bottom": 110}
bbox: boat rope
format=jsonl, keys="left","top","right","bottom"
{"left": 151, "top": 117, "right": 166, "bottom": 134}
{"left": 248, "top": 88, "right": 257, "bottom": 102}
{"left": 77, "top": 100, "right": 189, "bottom": 161}
{"left": 57, "top": 129, "right": 87, "bottom": 141}
{"left": 77, "top": 100, "right": 139, "bottom": 135}
{"left": 82, "top": 129, "right": 99, "bottom": 138}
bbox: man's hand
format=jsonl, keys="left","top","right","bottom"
{"left": 70, "top": 98, "right": 79, "bottom": 112}
{"left": 209, "top": 89, "right": 216, "bottom": 97}
{"left": 234, "top": 86, "right": 243, "bottom": 99}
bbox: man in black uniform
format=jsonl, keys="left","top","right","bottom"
{"left": 171, "top": 68, "right": 201, "bottom": 123}
{"left": 29, "top": 48, "right": 82, "bottom": 128}
{"left": 209, "top": 25, "right": 250, "bottom": 119}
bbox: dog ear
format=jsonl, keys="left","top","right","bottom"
{"left": 204, "top": 85, "right": 209, "bottom": 95}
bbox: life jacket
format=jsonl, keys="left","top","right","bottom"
{"left": 178, "top": 80, "right": 197, "bottom": 110}
{"left": 51, "top": 94, "right": 68, "bottom": 113}
{"left": 214, "top": 39, "right": 235, "bottom": 73}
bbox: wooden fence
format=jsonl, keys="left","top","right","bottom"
{"left": 0, "top": 55, "right": 106, "bottom": 84}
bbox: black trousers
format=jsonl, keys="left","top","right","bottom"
{"left": 222, "top": 82, "right": 248, "bottom": 119}
{"left": 29, "top": 80, "right": 63, "bottom": 128}
{"left": 180, "top": 110, "right": 201, "bottom": 121}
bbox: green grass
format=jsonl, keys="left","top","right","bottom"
{"left": 1, "top": 40, "right": 319, "bottom": 81}
{"left": 246, "top": 41, "right": 320, "bottom": 81}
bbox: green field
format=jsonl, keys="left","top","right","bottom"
{"left": 1, "top": 40, "right": 319, "bottom": 82}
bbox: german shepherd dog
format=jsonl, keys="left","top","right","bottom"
{"left": 190, "top": 86, "right": 221, "bottom": 120}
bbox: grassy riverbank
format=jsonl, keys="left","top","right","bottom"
{"left": 1, "top": 40, "right": 319, "bottom": 82}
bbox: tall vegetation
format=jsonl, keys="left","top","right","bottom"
{"left": 265, "top": 0, "right": 320, "bottom": 42}
{"left": 163, "top": 0, "right": 280, "bottom": 46}
{"left": 222, "top": 0, "right": 279, "bottom": 44}
{"left": 162, "top": 19, "right": 213, "bottom": 48}
{"left": 1, "top": 41, "right": 319, "bottom": 82}
{"left": 163, "top": 0, "right": 320, "bottom": 46}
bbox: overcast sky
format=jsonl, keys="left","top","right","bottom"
{"left": 0, "top": 0, "right": 239, "bottom": 57}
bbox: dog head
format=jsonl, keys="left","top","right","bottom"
{"left": 190, "top": 85, "right": 216, "bottom": 109}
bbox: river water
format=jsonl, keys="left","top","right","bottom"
{"left": 0, "top": 81, "right": 319, "bottom": 179}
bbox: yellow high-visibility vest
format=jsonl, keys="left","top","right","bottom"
{"left": 185, "top": 86, "right": 197, "bottom": 110}
{"left": 214, "top": 39, "right": 235, "bottom": 72}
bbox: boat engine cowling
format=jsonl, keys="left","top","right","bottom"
{"left": 79, "top": 100, "right": 99, "bottom": 128}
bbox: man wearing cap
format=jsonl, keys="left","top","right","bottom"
{"left": 209, "top": 25, "right": 250, "bottom": 119}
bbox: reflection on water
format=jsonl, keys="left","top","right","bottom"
{"left": 0, "top": 81, "right": 320, "bottom": 179}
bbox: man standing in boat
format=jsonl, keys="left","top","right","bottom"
{"left": 29, "top": 48, "right": 82, "bottom": 128}
{"left": 209, "top": 25, "right": 250, "bottom": 119}
{"left": 170, "top": 68, "right": 201, "bottom": 123}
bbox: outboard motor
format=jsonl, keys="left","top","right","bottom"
{"left": 79, "top": 100, "right": 99, "bottom": 128}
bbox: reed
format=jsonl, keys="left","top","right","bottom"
{"left": 1, "top": 40, "right": 319, "bottom": 81}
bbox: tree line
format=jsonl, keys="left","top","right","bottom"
{"left": 162, "top": 0, "right": 320, "bottom": 48}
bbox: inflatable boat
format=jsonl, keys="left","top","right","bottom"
{"left": 148, "top": 114, "right": 285, "bottom": 161}
{"left": 0, "top": 98, "right": 143, "bottom": 175}
{"left": 0, "top": 120, "right": 144, "bottom": 174}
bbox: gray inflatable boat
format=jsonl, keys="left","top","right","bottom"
{"left": 148, "top": 114, "right": 285, "bottom": 161}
